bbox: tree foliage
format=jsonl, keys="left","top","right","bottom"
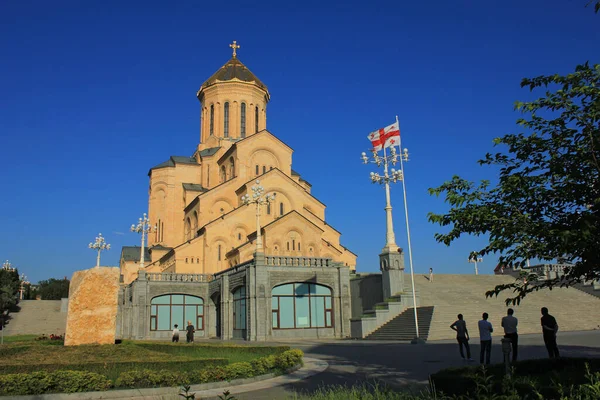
{"left": 428, "top": 63, "right": 600, "bottom": 304}
{"left": 37, "top": 278, "right": 70, "bottom": 300}
{"left": 0, "top": 268, "right": 21, "bottom": 328}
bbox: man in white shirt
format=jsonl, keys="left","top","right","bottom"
{"left": 478, "top": 312, "right": 493, "bottom": 365}
{"left": 501, "top": 308, "right": 519, "bottom": 361}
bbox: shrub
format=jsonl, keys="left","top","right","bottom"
{"left": 116, "top": 369, "right": 190, "bottom": 388}
{"left": 250, "top": 355, "right": 276, "bottom": 375}
{"left": 274, "top": 349, "right": 304, "bottom": 371}
{"left": 224, "top": 362, "right": 255, "bottom": 380}
{"left": 0, "top": 370, "right": 112, "bottom": 396}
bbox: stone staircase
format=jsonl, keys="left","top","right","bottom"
{"left": 410, "top": 274, "right": 600, "bottom": 341}
{"left": 366, "top": 306, "right": 434, "bottom": 341}
{"left": 3, "top": 300, "right": 67, "bottom": 336}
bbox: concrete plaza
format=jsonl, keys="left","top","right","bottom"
{"left": 224, "top": 330, "right": 600, "bottom": 400}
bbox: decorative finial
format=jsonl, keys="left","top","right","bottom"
{"left": 229, "top": 40, "right": 240, "bottom": 58}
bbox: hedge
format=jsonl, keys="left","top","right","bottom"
{"left": 0, "top": 349, "right": 303, "bottom": 396}
{"left": 0, "top": 358, "right": 228, "bottom": 376}
{"left": 430, "top": 357, "right": 600, "bottom": 398}
{"left": 116, "top": 349, "right": 304, "bottom": 389}
{"left": 0, "top": 371, "right": 112, "bottom": 396}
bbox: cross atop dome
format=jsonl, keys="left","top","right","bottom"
{"left": 229, "top": 40, "right": 240, "bottom": 58}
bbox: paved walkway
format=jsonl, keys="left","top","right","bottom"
{"left": 225, "top": 330, "right": 600, "bottom": 400}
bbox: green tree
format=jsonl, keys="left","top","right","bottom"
{"left": 0, "top": 268, "right": 20, "bottom": 329}
{"left": 37, "top": 278, "right": 70, "bottom": 300}
{"left": 428, "top": 63, "right": 600, "bottom": 304}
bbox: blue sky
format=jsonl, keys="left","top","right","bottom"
{"left": 1, "top": 1, "right": 598, "bottom": 283}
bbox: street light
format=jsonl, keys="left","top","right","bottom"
{"left": 19, "top": 273, "right": 29, "bottom": 300}
{"left": 89, "top": 233, "right": 110, "bottom": 268}
{"left": 131, "top": 213, "right": 155, "bottom": 270}
{"left": 362, "top": 131, "right": 420, "bottom": 342}
{"left": 2, "top": 260, "right": 15, "bottom": 272}
{"left": 241, "top": 180, "right": 276, "bottom": 253}
{"left": 468, "top": 254, "right": 483, "bottom": 275}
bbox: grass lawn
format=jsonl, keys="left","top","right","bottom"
{"left": 0, "top": 335, "right": 290, "bottom": 383}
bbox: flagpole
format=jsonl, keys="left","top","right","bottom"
{"left": 396, "top": 115, "right": 420, "bottom": 341}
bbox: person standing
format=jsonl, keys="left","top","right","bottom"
{"left": 501, "top": 308, "right": 519, "bottom": 362}
{"left": 450, "top": 314, "right": 473, "bottom": 361}
{"left": 429, "top": 268, "right": 434, "bottom": 283}
{"left": 172, "top": 324, "right": 180, "bottom": 343}
{"left": 186, "top": 320, "right": 195, "bottom": 343}
{"left": 478, "top": 312, "right": 493, "bottom": 365}
{"left": 541, "top": 307, "right": 560, "bottom": 358}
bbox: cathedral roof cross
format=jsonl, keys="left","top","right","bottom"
{"left": 229, "top": 40, "right": 240, "bottom": 58}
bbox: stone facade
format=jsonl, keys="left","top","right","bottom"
{"left": 120, "top": 48, "right": 356, "bottom": 284}
{"left": 65, "top": 267, "right": 120, "bottom": 346}
{"left": 117, "top": 254, "right": 351, "bottom": 341}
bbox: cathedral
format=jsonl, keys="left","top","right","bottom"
{"left": 116, "top": 43, "right": 360, "bottom": 341}
{"left": 120, "top": 43, "right": 356, "bottom": 284}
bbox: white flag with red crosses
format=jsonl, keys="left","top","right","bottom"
{"left": 367, "top": 121, "right": 400, "bottom": 151}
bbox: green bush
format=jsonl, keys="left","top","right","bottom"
{"left": 224, "top": 361, "right": 255, "bottom": 380}
{"left": 250, "top": 355, "right": 276, "bottom": 375}
{"left": 0, "top": 370, "right": 112, "bottom": 396}
{"left": 116, "top": 369, "right": 190, "bottom": 388}
{"left": 431, "top": 357, "right": 600, "bottom": 398}
{"left": 274, "top": 349, "right": 304, "bottom": 371}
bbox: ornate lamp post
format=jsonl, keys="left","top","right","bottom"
{"left": 19, "top": 273, "right": 29, "bottom": 300}
{"left": 131, "top": 213, "right": 155, "bottom": 270}
{"left": 89, "top": 233, "right": 110, "bottom": 268}
{"left": 469, "top": 254, "right": 483, "bottom": 275}
{"left": 241, "top": 180, "right": 276, "bottom": 253}
{"left": 362, "top": 141, "right": 421, "bottom": 342}
{"left": 2, "top": 260, "right": 15, "bottom": 272}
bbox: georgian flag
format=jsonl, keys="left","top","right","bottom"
{"left": 367, "top": 121, "right": 400, "bottom": 151}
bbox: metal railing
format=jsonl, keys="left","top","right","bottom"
{"left": 265, "top": 256, "right": 335, "bottom": 267}
{"left": 146, "top": 272, "right": 212, "bottom": 282}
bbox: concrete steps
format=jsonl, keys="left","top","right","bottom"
{"left": 409, "top": 274, "right": 600, "bottom": 341}
{"left": 366, "top": 306, "right": 434, "bottom": 341}
{"left": 3, "top": 300, "right": 67, "bottom": 336}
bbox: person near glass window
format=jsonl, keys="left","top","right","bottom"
{"left": 186, "top": 320, "right": 195, "bottom": 343}
{"left": 172, "top": 324, "right": 180, "bottom": 343}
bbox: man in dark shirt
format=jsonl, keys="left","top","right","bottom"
{"left": 541, "top": 307, "right": 559, "bottom": 358}
{"left": 186, "top": 320, "right": 195, "bottom": 343}
{"left": 450, "top": 314, "right": 473, "bottom": 361}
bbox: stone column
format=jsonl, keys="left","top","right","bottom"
{"left": 132, "top": 271, "right": 149, "bottom": 340}
{"left": 380, "top": 248, "right": 405, "bottom": 300}
{"left": 220, "top": 275, "right": 231, "bottom": 340}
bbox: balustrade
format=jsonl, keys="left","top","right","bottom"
{"left": 146, "top": 272, "right": 212, "bottom": 282}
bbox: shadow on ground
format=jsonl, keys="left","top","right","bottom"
{"left": 213, "top": 331, "right": 600, "bottom": 400}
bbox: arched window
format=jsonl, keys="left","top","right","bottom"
{"left": 196, "top": 258, "right": 199, "bottom": 263}
{"left": 192, "top": 211, "right": 198, "bottom": 233}
{"left": 233, "top": 287, "right": 246, "bottom": 330}
{"left": 224, "top": 102, "right": 230, "bottom": 138}
{"left": 255, "top": 106, "right": 259, "bottom": 133}
{"left": 161, "top": 221, "right": 164, "bottom": 242}
{"left": 191, "top": 258, "right": 194, "bottom": 263}
{"left": 218, "top": 244, "right": 222, "bottom": 261}
{"left": 262, "top": 165, "right": 266, "bottom": 174}
{"left": 185, "top": 218, "right": 191, "bottom": 240}
{"left": 280, "top": 202, "right": 284, "bottom": 216}
{"left": 220, "top": 165, "right": 226, "bottom": 182}
{"left": 267, "top": 203, "right": 271, "bottom": 215}
{"left": 292, "top": 239, "right": 295, "bottom": 251}
{"left": 271, "top": 283, "right": 333, "bottom": 329}
{"left": 287, "top": 242, "right": 290, "bottom": 251}
{"left": 229, "top": 157, "right": 235, "bottom": 178}
{"left": 240, "top": 103, "right": 246, "bottom": 138}
{"left": 210, "top": 105, "right": 214, "bottom": 136}
{"left": 298, "top": 242, "right": 301, "bottom": 251}
{"left": 150, "top": 294, "right": 204, "bottom": 331}
{"left": 255, "top": 165, "right": 259, "bottom": 176}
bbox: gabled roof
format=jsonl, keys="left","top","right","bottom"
{"left": 199, "top": 147, "right": 221, "bottom": 157}
{"left": 183, "top": 183, "right": 208, "bottom": 193}
{"left": 228, "top": 129, "right": 293, "bottom": 153}
{"left": 149, "top": 155, "right": 199, "bottom": 173}
{"left": 149, "top": 244, "right": 172, "bottom": 252}
{"left": 120, "top": 246, "right": 150, "bottom": 262}
{"left": 201, "top": 57, "right": 268, "bottom": 93}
